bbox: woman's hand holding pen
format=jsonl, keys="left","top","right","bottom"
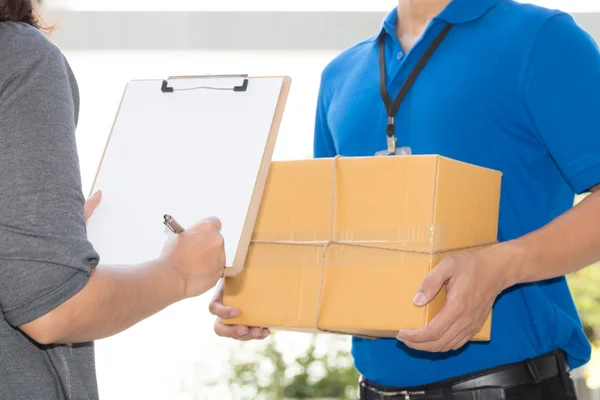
{"left": 161, "top": 215, "right": 256, "bottom": 338}
{"left": 86, "top": 190, "right": 226, "bottom": 300}
{"left": 160, "top": 216, "right": 226, "bottom": 299}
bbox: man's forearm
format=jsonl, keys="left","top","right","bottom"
{"left": 20, "top": 260, "right": 186, "bottom": 345}
{"left": 505, "top": 186, "right": 600, "bottom": 286}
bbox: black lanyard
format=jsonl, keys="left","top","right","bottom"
{"left": 378, "top": 23, "right": 454, "bottom": 154}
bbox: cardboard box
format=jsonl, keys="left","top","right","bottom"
{"left": 223, "top": 155, "right": 502, "bottom": 340}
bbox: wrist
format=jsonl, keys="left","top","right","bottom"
{"left": 153, "top": 258, "right": 188, "bottom": 302}
{"left": 493, "top": 239, "right": 530, "bottom": 289}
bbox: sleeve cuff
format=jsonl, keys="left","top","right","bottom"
{"left": 4, "top": 270, "right": 90, "bottom": 328}
{"left": 567, "top": 161, "right": 600, "bottom": 195}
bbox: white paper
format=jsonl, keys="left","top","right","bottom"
{"left": 86, "top": 76, "right": 285, "bottom": 269}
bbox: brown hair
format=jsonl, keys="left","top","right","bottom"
{"left": 0, "top": 0, "right": 55, "bottom": 34}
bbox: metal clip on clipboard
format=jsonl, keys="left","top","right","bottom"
{"left": 160, "top": 74, "right": 250, "bottom": 93}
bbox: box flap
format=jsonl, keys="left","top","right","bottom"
{"left": 432, "top": 156, "right": 502, "bottom": 251}
{"left": 333, "top": 156, "right": 438, "bottom": 252}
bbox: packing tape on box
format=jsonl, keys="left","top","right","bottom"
{"left": 252, "top": 226, "right": 449, "bottom": 251}
{"left": 314, "top": 156, "right": 378, "bottom": 337}
{"left": 251, "top": 155, "right": 494, "bottom": 338}
{"left": 246, "top": 156, "right": 363, "bottom": 336}
{"left": 246, "top": 156, "right": 387, "bottom": 337}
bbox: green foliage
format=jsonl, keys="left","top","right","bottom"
{"left": 283, "top": 338, "right": 359, "bottom": 399}
{"left": 227, "top": 334, "right": 359, "bottom": 400}
{"left": 568, "top": 194, "right": 600, "bottom": 342}
{"left": 568, "top": 264, "right": 600, "bottom": 342}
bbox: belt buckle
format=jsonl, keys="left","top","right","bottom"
{"left": 377, "top": 389, "right": 426, "bottom": 400}
{"left": 359, "top": 377, "right": 425, "bottom": 400}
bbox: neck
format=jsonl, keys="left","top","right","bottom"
{"left": 396, "top": 0, "right": 452, "bottom": 37}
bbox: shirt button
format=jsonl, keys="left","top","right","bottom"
{"left": 397, "top": 52, "right": 403, "bottom": 60}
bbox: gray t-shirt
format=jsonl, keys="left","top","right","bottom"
{"left": 0, "top": 22, "right": 100, "bottom": 399}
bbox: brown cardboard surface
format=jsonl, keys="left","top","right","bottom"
{"left": 223, "top": 155, "right": 501, "bottom": 340}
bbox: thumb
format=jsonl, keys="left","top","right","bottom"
{"left": 413, "top": 258, "right": 454, "bottom": 307}
{"left": 84, "top": 190, "right": 102, "bottom": 221}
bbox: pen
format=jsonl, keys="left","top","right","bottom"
{"left": 163, "top": 214, "right": 185, "bottom": 234}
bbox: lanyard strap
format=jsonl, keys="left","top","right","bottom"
{"left": 378, "top": 23, "right": 454, "bottom": 154}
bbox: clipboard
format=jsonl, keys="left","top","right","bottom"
{"left": 86, "top": 74, "right": 292, "bottom": 277}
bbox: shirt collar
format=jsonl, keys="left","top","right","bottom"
{"left": 381, "top": 0, "right": 504, "bottom": 37}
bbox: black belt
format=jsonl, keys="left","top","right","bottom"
{"left": 359, "top": 350, "right": 572, "bottom": 400}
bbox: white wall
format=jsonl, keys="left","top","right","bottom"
{"left": 46, "top": 11, "right": 600, "bottom": 50}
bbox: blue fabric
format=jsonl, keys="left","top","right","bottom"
{"left": 313, "top": 0, "right": 600, "bottom": 387}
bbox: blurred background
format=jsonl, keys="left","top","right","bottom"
{"left": 39, "top": 1, "right": 600, "bottom": 399}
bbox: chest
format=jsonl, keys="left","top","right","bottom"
{"left": 325, "top": 28, "right": 542, "bottom": 166}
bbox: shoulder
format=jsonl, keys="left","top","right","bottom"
{"left": 501, "top": 1, "right": 595, "bottom": 46}
{"left": 500, "top": 1, "right": 562, "bottom": 23}
{"left": 0, "top": 22, "right": 65, "bottom": 66}
{"left": 0, "top": 22, "right": 80, "bottom": 119}
{"left": 506, "top": 2, "right": 599, "bottom": 67}
{"left": 0, "top": 22, "right": 76, "bottom": 88}
{"left": 319, "top": 33, "right": 379, "bottom": 93}
{"left": 532, "top": 10, "right": 597, "bottom": 51}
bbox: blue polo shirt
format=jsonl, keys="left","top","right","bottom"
{"left": 313, "top": 0, "right": 600, "bottom": 387}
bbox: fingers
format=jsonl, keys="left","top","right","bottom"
{"left": 187, "top": 216, "right": 222, "bottom": 233}
{"left": 398, "top": 317, "right": 462, "bottom": 352}
{"left": 414, "top": 257, "right": 454, "bottom": 307}
{"left": 84, "top": 190, "right": 102, "bottom": 221}
{"left": 397, "top": 300, "right": 482, "bottom": 352}
{"left": 397, "top": 295, "right": 459, "bottom": 346}
{"left": 398, "top": 251, "right": 494, "bottom": 353}
{"left": 190, "top": 217, "right": 226, "bottom": 266}
{"left": 201, "top": 216, "right": 222, "bottom": 232}
{"left": 438, "top": 320, "right": 473, "bottom": 352}
{"left": 209, "top": 297, "right": 240, "bottom": 319}
{"left": 214, "top": 320, "right": 270, "bottom": 341}
{"left": 208, "top": 280, "right": 234, "bottom": 315}
{"left": 444, "top": 329, "right": 473, "bottom": 352}
{"left": 399, "top": 259, "right": 457, "bottom": 344}
{"left": 397, "top": 317, "right": 451, "bottom": 345}
{"left": 208, "top": 280, "right": 269, "bottom": 341}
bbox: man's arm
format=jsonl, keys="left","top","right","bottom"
{"left": 499, "top": 13, "right": 600, "bottom": 286}
{"left": 509, "top": 185, "right": 600, "bottom": 285}
{"left": 397, "top": 186, "right": 600, "bottom": 353}
{"left": 396, "top": 14, "right": 600, "bottom": 352}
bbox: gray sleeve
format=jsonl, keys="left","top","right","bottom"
{"left": 0, "top": 37, "right": 100, "bottom": 328}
